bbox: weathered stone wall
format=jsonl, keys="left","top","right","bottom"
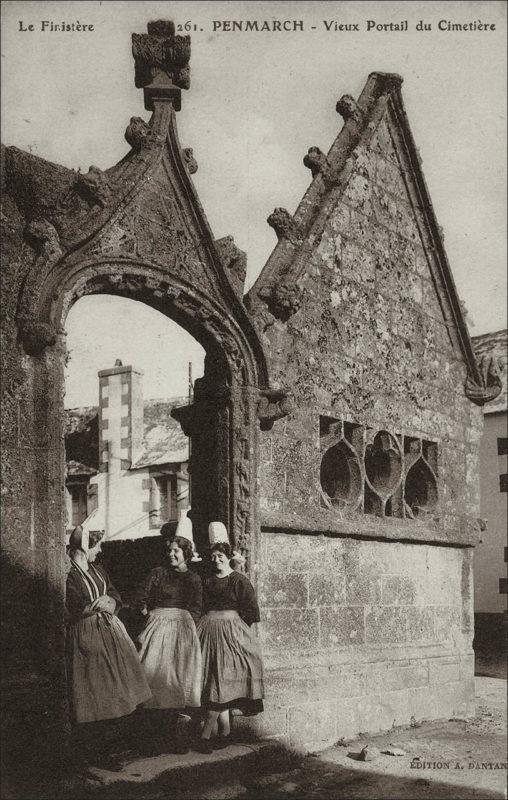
{"left": 247, "top": 532, "right": 474, "bottom": 749}
{"left": 1, "top": 147, "right": 72, "bottom": 781}
{"left": 256, "top": 119, "right": 482, "bottom": 520}
{"left": 249, "top": 115, "right": 483, "bottom": 748}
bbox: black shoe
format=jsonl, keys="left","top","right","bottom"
{"left": 170, "top": 742, "right": 190, "bottom": 755}
{"left": 194, "top": 739, "right": 214, "bottom": 754}
{"left": 212, "top": 736, "right": 231, "bottom": 750}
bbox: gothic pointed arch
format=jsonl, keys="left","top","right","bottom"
{"left": 10, "top": 20, "right": 293, "bottom": 568}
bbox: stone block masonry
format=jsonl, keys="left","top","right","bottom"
{"left": 244, "top": 93, "right": 486, "bottom": 748}
{"left": 253, "top": 532, "right": 474, "bottom": 750}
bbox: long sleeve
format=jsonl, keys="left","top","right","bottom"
{"left": 95, "top": 564, "right": 122, "bottom": 612}
{"left": 132, "top": 568, "right": 159, "bottom": 611}
{"left": 65, "top": 571, "right": 89, "bottom": 624}
{"left": 236, "top": 574, "right": 260, "bottom": 626}
{"left": 187, "top": 572, "right": 203, "bottom": 624}
{"left": 66, "top": 565, "right": 122, "bottom": 623}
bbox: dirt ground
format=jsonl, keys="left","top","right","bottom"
{"left": 233, "top": 677, "right": 508, "bottom": 800}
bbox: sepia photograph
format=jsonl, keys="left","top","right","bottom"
{"left": 1, "top": 1, "right": 506, "bottom": 798}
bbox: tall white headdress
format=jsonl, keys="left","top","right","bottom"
{"left": 208, "top": 521, "right": 230, "bottom": 545}
{"left": 175, "top": 508, "right": 201, "bottom": 561}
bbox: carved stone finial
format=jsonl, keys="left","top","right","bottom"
{"left": 18, "top": 316, "right": 58, "bottom": 356}
{"left": 465, "top": 354, "right": 503, "bottom": 406}
{"left": 183, "top": 147, "right": 198, "bottom": 174}
{"left": 74, "top": 166, "right": 111, "bottom": 208}
{"left": 257, "top": 389, "right": 294, "bottom": 431}
{"left": 258, "top": 283, "right": 302, "bottom": 322}
{"left": 215, "top": 236, "right": 247, "bottom": 295}
{"left": 336, "top": 94, "right": 363, "bottom": 123}
{"left": 132, "top": 19, "right": 191, "bottom": 111}
{"left": 267, "top": 208, "right": 303, "bottom": 246}
{"left": 125, "top": 116, "right": 157, "bottom": 151}
{"left": 303, "top": 147, "right": 327, "bottom": 178}
{"left": 303, "top": 146, "right": 337, "bottom": 187}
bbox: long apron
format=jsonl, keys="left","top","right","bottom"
{"left": 137, "top": 607, "right": 202, "bottom": 709}
{"left": 197, "top": 610, "right": 264, "bottom": 713}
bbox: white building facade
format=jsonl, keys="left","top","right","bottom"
{"left": 65, "top": 361, "right": 190, "bottom": 542}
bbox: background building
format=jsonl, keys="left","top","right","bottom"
{"left": 65, "top": 359, "right": 190, "bottom": 542}
{"left": 471, "top": 329, "right": 507, "bottom": 668}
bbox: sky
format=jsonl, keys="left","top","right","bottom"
{"left": 1, "top": 0, "right": 506, "bottom": 408}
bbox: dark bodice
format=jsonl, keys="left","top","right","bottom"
{"left": 203, "top": 571, "right": 260, "bottom": 626}
{"left": 135, "top": 566, "right": 202, "bottom": 623}
{"left": 65, "top": 562, "right": 122, "bottom": 625}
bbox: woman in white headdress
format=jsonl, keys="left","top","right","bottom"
{"left": 66, "top": 526, "right": 151, "bottom": 731}
{"left": 135, "top": 510, "right": 203, "bottom": 754}
{"left": 195, "top": 522, "right": 264, "bottom": 753}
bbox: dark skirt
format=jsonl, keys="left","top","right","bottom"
{"left": 197, "top": 610, "right": 264, "bottom": 714}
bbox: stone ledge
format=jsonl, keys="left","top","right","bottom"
{"left": 262, "top": 646, "right": 474, "bottom": 672}
{"left": 260, "top": 509, "right": 479, "bottom": 547}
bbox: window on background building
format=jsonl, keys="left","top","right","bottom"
{"left": 497, "top": 438, "right": 508, "bottom": 456}
{"left": 149, "top": 473, "right": 177, "bottom": 527}
{"left": 499, "top": 474, "right": 508, "bottom": 493}
{"left": 69, "top": 483, "right": 88, "bottom": 527}
{"left": 156, "top": 476, "right": 170, "bottom": 523}
{"left": 87, "top": 483, "right": 98, "bottom": 513}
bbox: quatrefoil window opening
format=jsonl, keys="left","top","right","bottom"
{"left": 319, "top": 417, "right": 438, "bottom": 519}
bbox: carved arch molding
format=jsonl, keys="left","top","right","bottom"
{"left": 18, "top": 253, "right": 291, "bottom": 568}
{"left": 14, "top": 97, "right": 293, "bottom": 569}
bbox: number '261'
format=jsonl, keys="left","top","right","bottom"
{"left": 177, "top": 22, "right": 199, "bottom": 32}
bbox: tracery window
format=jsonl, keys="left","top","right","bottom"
{"left": 319, "top": 416, "right": 438, "bottom": 519}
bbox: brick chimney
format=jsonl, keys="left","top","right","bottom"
{"left": 98, "top": 360, "right": 143, "bottom": 473}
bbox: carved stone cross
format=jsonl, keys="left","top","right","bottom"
{"left": 132, "top": 20, "right": 191, "bottom": 110}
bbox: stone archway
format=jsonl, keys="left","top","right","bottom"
{"left": 51, "top": 258, "right": 265, "bottom": 562}
{"left": 5, "top": 21, "right": 293, "bottom": 770}
{"left": 14, "top": 254, "right": 275, "bottom": 765}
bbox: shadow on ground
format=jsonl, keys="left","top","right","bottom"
{"left": 3, "top": 678, "right": 506, "bottom": 800}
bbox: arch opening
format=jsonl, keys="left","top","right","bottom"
{"left": 64, "top": 294, "right": 219, "bottom": 617}
{"left": 62, "top": 288, "right": 256, "bottom": 621}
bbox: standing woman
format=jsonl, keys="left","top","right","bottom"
{"left": 135, "top": 516, "right": 202, "bottom": 753}
{"left": 66, "top": 527, "right": 151, "bottom": 755}
{"left": 197, "top": 522, "right": 264, "bottom": 753}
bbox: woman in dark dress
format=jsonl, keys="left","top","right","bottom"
{"left": 135, "top": 527, "right": 202, "bottom": 753}
{"left": 66, "top": 527, "right": 151, "bottom": 738}
{"left": 196, "top": 523, "right": 264, "bottom": 753}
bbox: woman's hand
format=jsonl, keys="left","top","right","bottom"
{"left": 91, "top": 595, "right": 116, "bottom": 615}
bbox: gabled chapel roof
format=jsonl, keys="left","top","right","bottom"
{"left": 246, "top": 72, "right": 488, "bottom": 399}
